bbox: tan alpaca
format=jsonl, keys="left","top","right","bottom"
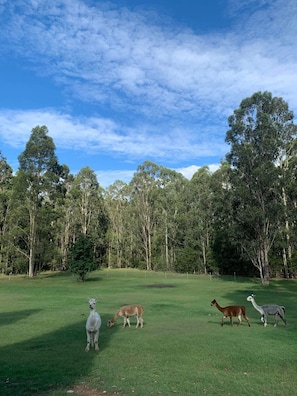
{"left": 107, "top": 305, "right": 144, "bottom": 328}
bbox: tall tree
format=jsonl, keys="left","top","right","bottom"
{"left": 16, "top": 125, "right": 63, "bottom": 277}
{"left": 184, "top": 167, "right": 213, "bottom": 274}
{"left": 226, "top": 91, "right": 297, "bottom": 284}
{"left": 130, "top": 161, "right": 186, "bottom": 271}
{"left": 105, "top": 180, "right": 131, "bottom": 268}
{"left": 130, "top": 161, "right": 159, "bottom": 271}
{"left": 0, "top": 152, "right": 13, "bottom": 272}
{"left": 70, "top": 167, "right": 108, "bottom": 264}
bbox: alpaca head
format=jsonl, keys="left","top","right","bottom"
{"left": 247, "top": 295, "right": 255, "bottom": 302}
{"left": 88, "top": 297, "right": 97, "bottom": 310}
{"left": 210, "top": 299, "right": 216, "bottom": 306}
{"left": 107, "top": 320, "right": 114, "bottom": 328}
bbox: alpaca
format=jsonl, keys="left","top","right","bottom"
{"left": 85, "top": 297, "right": 102, "bottom": 352}
{"left": 211, "top": 299, "right": 251, "bottom": 326}
{"left": 107, "top": 305, "right": 144, "bottom": 328}
{"left": 247, "top": 295, "right": 286, "bottom": 327}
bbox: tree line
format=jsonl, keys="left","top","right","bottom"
{"left": 1, "top": 92, "right": 297, "bottom": 285}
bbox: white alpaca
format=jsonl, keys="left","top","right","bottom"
{"left": 85, "top": 297, "right": 102, "bottom": 352}
{"left": 107, "top": 305, "right": 144, "bottom": 328}
{"left": 247, "top": 294, "right": 287, "bottom": 327}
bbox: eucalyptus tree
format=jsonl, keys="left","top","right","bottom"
{"left": 130, "top": 161, "right": 159, "bottom": 270}
{"left": 226, "top": 91, "right": 297, "bottom": 284}
{"left": 0, "top": 152, "right": 13, "bottom": 272}
{"left": 210, "top": 162, "right": 252, "bottom": 275}
{"left": 69, "top": 167, "right": 108, "bottom": 265}
{"left": 15, "top": 125, "right": 64, "bottom": 277}
{"left": 55, "top": 171, "right": 75, "bottom": 270}
{"left": 276, "top": 133, "right": 297, "bottom": 277}
{"left": 105, "top": 180, "right": 131, "bottom": 268}
{"left": 151, "top": 167, "right": 187, "bottom": 271}
{"left": 183, "top": 167, "right": 213, "bottom": 274}
{"left": 130, "top": 161, "right": 187, "bottom": 271}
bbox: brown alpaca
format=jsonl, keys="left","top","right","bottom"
{"left": 211, "top": 299, "right": 250, "bottom": 326}
{"left": 107, "top": 305, "right": 144, "bottom": 328}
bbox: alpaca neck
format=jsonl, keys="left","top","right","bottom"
{"left": 111, "top": 311, "right": 120, "bottom": 324}
{"left": 215, "top": 302, "right": 224, "bottom": 313}
{"left": 251, "top": 299, "right": 264, "bottom": 315}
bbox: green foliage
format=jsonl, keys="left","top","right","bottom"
{"left": 225, "top": 91, "right": 297, "bottom": 284}
{"left": 174, "top": 247, "right": 198, "bottom": 273}
{"left": 68, "top": 233, "right": 98, "bottom": 281}
{"left": 1, "top": 105, "right": 297, "bottom": 281}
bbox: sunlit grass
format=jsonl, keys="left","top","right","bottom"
{"left": 0, "top": 269, "right": 296, "bottom": 395}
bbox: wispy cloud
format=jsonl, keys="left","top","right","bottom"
{"left": 0, "top": 0, "right": 296, "bottom": 186}
{"left": 0, "top": 109, "right": 227, "bottom": 161}
{"left": 2, "top": 0, "right": 296, "bottom": 117}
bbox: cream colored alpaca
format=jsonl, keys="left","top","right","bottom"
{"left": 107, "top": 305, "right": 144, "bottom": 328}
{"left": 85, "top": 298, "right": 101, "bottom": 352}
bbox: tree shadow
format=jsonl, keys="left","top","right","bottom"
{"left": 0, "top": 313, "right": 114, "bottom": 395}
{"left": 0, "top": 309, "right": 41, "bottom": 327}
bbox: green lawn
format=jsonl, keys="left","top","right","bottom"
{"left": 0, "top": 269, "right": 296, "bottom": 395}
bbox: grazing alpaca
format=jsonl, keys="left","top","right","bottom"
{"left": 247, "top": 295, "right": 287, "bottom": 327}
{"left": 85, "top": 298, "right": 102, "bottom": 352}
{"left": 107, "top": 305, "right": 144, "bottom": 328}
{"left": 211, "top": 299, "right": 251, "bottom": 326}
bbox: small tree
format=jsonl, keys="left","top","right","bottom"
{"left": 68, "top": 234, "right": 97, "bottom": 281}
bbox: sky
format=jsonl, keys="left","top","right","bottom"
{"left": 0, "top": 0, "right": 296, "bottom": 188}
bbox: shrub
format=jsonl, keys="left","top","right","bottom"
{"left": 68, "top": 234, "right": 98, "bottom": 281}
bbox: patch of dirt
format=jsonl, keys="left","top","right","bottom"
{"left": 67, "top": 384, "right": 122, "bottom": 395}
{"left": 144, "top": 284, "right": 175, "bottom": 288}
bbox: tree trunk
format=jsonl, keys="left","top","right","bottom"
{"left": 28, "top": 205, "right": 36, "bottom": 278}
{"left": 165, "top": 221, "right": 169, "bottom": 271}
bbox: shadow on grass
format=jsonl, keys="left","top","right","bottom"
{"left": 219, "top": 280, "right": 297, "bottom": 330}
{"left": 0, "top": 309, "right": 41, "bottom": 327}
{"left": 0, "top": 313, "right": 114, "bottom": 395}
{"left": 37, "top": 271, "right": 104, "bottom": 282}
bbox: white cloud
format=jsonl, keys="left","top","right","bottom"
{"left": 1, "top": 0, "right": 297, "bottom": 119}
{"left": 0, "top": 0, "right": 297, "bottom": 186}
{"left": 176, "top": 164, "right": 220, "bottom": 180}
{"left": 0, "top": 108, "right": 228, "bottom": 161}
{"left": 95, "top": 169, "right": 135, "bottom": 188}
{"left": 96, "top": 164, "right": 221, "bottom": 188}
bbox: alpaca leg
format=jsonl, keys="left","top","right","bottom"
{"left": 221, "top": 316, "right": 225, "bottom": 326}
{"left": 136, "top": 316, "right": 139, "bottom": 328}
{"left": 263, "top": 314, "right": 268, "bottom": 327}
{"left": 85, "top": 331, "right": 90, "bottom": 352}
{"left": 230, "top": 316, "right": 234, "bottom": 326}
{"left": 123, "top": 317, "right": 127, "bottom": 328}
{"left": 237, "top": 315, "right": 242, "bottom": 326}
{"left": 274, "top": 314, "right": 278, "bottom": 327}
{"left": 126, "top": 317, "right": 131, "bottom": 327}
{"left": 244, "top": 314, "right": 251, "bottom": 327}
{"left": 94, "top": 331, "right": 99, "bottom": 351}
{"left": 139, "top": 317, "right": 144, "bottom": 328}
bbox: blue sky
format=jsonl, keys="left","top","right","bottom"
{"left": 0, "top": 0, "right": 296, "bottom": 188}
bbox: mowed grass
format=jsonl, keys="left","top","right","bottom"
{"left": 0, "top": 269, "right": 296, "bottom": 395}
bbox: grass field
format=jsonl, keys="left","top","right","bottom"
{"left": 0, "top": 269, "right": 296, "bottom": 395}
